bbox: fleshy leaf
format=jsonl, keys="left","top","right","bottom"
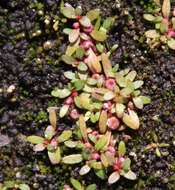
{"left": 79, "top": 16, "right": 91, "bottom": 27}
{"left": 123, "top": 170, "right": 137, "bottom": 180}
{"left": 18, "top": 184, "right": 30, "bottom": 190}
{"left": 47, "top": 107, "right": 57, "bottom": 129}
{"left": 123, "top": 109, "right": 140, "bottom": 130}
{"left": 27, "top": 136, "right": 44, "bottom": 144}
{"left": 102, "top": 17, "right": 115, "bottom": 31}
{"left": 74, "top": 80, "right": 86, "bottom": 91}
{"left": 78, "top": 115, "right": 88, "bottom": 141}
{"left": 62, "top": 54, "right": 76, "bottom": 65}
{"left": 51, "top": 88, "right": 71, "bottom": 98}
{"left": 79, "top": 164, "right": 91, "bottom": 175}
{"left": 122, "top": 158, "right": 131, "bottom": 172}
{"left": 108, "top": 171, "right": 120, "bottom": 184}
{"left": 101, "top": 53, "right": 114, "bottom": 78}
{"left": 44, "top": 125, "right": 55, "bottom": 140}
{"left": 116, "top": 103, "right": 125, "bottom": 118}
{"left": 64, "top": 140, "right": 78, "bottom": 148}
{"left": 70, "top": 178, "right": 83, "bottom": 190}
{"left": 33, "top": 143, "right": 46, "bottom": 152}
{"left": 78, "top": 62, "right": 88, "bottom": 71}
{"left": 133, "top": 80, "right": 144, "bottom": 89}
{"left": 69, "top": 29, "right": 79, "bottom": 43}
{"left": 85, "top": 48, "right": 102, "bottom": 73}
{"left": 162, "top": 0, "right": 170, "bottom": 18}
{"left": 118, "top": 141, "right": 126, "bottom": 157}
{"left": 143, "top": 14, "right": 156, "bottom": 21}
{"left": 101, "top": 153, "right": 109, "bottom": 167}
{"left": 133, "top": 97, "right": 143, "bottom": 109}
{"left": 64, "top": 71, "right": 75, "bottom": 80}
{"left": 104, "top": 91, "right": 115, "bottom": 101}
{"left": 62, "top": 154, "right": 83, "bottom": 164}
{"left": 58, "top": 130, "right": 72, "bottom": 143}
{"left": 75, "top": 47, "right": 85, "bottom": 59}
{"left": 167, "top": 39, "right": 175, "bottom": 50}
{"left": 86, "top": 184, "right": 97, "bottom": 190}
{"left": 94, "top": 169, "right": 106, "bottom": 179}
{"left": 99, "top": 110, "right": 107, "bottom": 134}
{"left": 59, "top": 104, "right": 69, "bottom": 118}
{"left": 125, "top": 71, "right": 137, "bottom": 81}
{"left": 95, "top": 135, "right": 107, "bottom": 151}
{"left": 90, "top": 30, "right": 107, "bottom": 42}
{"left": 61, "top": 6, "right": 76, "bottom": 19}
{"left": 48, "top": 147, "right": 61, "bottom": 164}
{"left": 87, "top": 9, "right": 100, "bottom": 21}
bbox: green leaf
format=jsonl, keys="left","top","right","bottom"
{"left": 95, "top": 135, "right": 107, "bottom": 151}
{"left": 123, "top": 170, "right": 137, "bottom": 180}
{"left": 96, "top": 43, "right": 104, "bottom": 53}
{"left": 102, "top": 17, "right": 115, "bottom": 30}
{"left": 143, "top": 14, "right": 155, "bottom": 21}
{"left": 62, "top": 54, "right": 76, "bottom": 65}
{"left": 75, "top": 48, "right": 85, "bottom": 59}
{"left": 78, "top": 115, "right": 88, "bottom": 141}
{"left": 87, "top": 78, "right": 97, "bottom": 85}
{"left": 63, "top": 28, "right": 72, "bottom": 35}
{"left": 51, "top": 88, "right": 71, "bottom": 98}
{"left": 70, "top": 178, "right": 83, "bottom": 190}
{"left": 160, "top": 22, "right": 168, "bottom": 33}
{"left": 58, "top": 130, "right": 72, "bottom": 143}
{"left": 19, "top": 184, "right": 30, "bottom": 190}
{"left": 64, "top": 71, "right": 75, "bottom": 80}
{"left": 108, "top": 171, "right": 120, "bottom": 184}
{"left": 47, "top": 107, "right": 57, "bottom": 129}
{"left": 94, "top": 169, "right": 106, "bottom": 179}
{"left": 104, "top": 91, "right": 115, "bottom": 101}
{"left": 74, "top": 80, "right": 86, "bottom": 91}
{"left": 123, "top": 109, "right": 140, "bottom": 130}
{"left": 86, "top": 184, "right": 97, "bottom": 190}
{"left": 162, "top": 0, "right": 170, "bottom": 18}
{"left": 167, "top": 39, "right": 175, "bottom": 50}
{"left": 78, "top": 62, "right": 88, "bottom": 71}
{"left": 44, "top": 125, "right": 55, "bottom": 140}
{"left": 133, "top": 97, "right": 144, "bottom": 109}
{"left": 118, "top": 141, "right": 126, "bottom": 157}
{"left": 48, "top": 147, "right": 61, "bottom": 164}
{"left": 62, "top": 154, "right": 83, "bottom": 164}
{"left": 116, "top": 103, "right": 125, "bottom": 118}
{"left": 79, "top": 16, "right": 91, "bottom": 27}
{"left": 64, "top": 140, "right": 78, "bottom": 148}
{"left": 125, "top": 71, "right": 137, "bottom": 81}
{"left": 61, "top": 6, "right": 76, "bottom": 19}
{"left": 86, "top": 9, "right": 100, "bottom": 21}
{"left": 79, "top": 164, "right": 91, "bottom": 175}
{"left": 122, "top": 158, "right": 131, "bottom": 172}
{"left": 99, "top": 110, "right": 107, "bottom": 134}
{"left": 59, "top": 104, "right": 69, "bottom": 118}
{"left": 27, "top": 136, "right": 44, "bottom": 144}
{"left": 90, "top": 30, "right": 107, "bottom": 42}
{"left": 101, "top": 53, "right": 114, "bottom": 78}
{"left": 133, "top": 80, "right": 144, "bottom": 89}
{"left": 140, "top": 96, "right": 151, "bottom": 104}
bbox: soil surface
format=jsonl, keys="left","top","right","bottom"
{"left": 0, "top": 0, "right": 175, "bottom": 190}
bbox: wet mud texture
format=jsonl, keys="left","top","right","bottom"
{"left": 0, "top": 0, "right": 175, "bottom": 190}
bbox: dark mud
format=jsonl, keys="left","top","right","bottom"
{"left": 0, "top": 0, "right": 175, "bottom": 189}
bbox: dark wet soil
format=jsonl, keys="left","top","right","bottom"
{"left": 0, "top": 0, "right": 175, "bottom": 189}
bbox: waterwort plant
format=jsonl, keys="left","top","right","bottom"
{"left": 27, "top": 3, "right": 151, "bottom": 188}
{"left": 143, "top": 0, "right": 175, "bottom": 49}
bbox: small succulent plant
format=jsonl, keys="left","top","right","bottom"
{"left": 27, "top": 3, "right": 151, "bottom": 187}
{"left": 0, "top": 181, "right": 30, "bottom": 190}
{"left": 143, "top": 0, "right": 175, "bottom": 49}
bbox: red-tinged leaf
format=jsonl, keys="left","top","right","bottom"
{"left": 101, "top": 53, "right": 114, "bottom": 78}
{"left": 108, "top": 171, "right": 120, "bottom": 184}
{"left": 99, "top": 110, "right": 107, "bottom": 134}
{"left": 85, "top": 48, "right": 102, "bottom": 73}
{"left": 79, "top": 115, "right": 88, "bottom": 141}
{"left": 48, "top": 147, "right": 61, "bottom": 164}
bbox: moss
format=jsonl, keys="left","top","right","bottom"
{"left": 38, "top": 161, "right": 52, "bottom": 174}
{"left": 35, "top": 111, "right": 48, "bottom": 123}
